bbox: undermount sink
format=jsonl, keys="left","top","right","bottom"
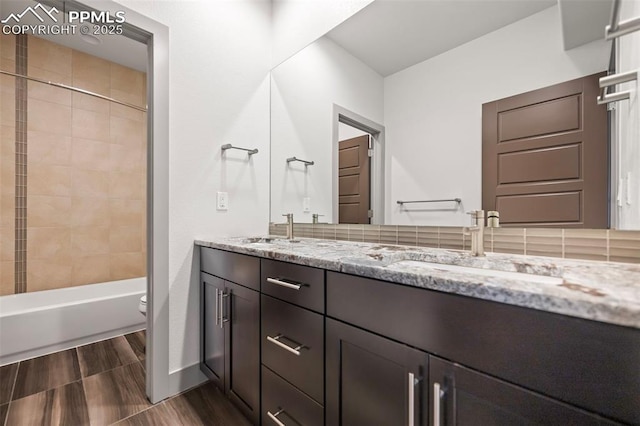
{"left": 390, "top": 260, "right": 564, "bottom": 285}
{"left": 242, "top": 237, "right": 300, "bottom": 244}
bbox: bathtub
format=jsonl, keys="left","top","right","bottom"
{"left": 0, "top": 278, "right": 146, "bottom": 366}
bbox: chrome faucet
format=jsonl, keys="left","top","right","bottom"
{"left": 282, "top": 213, "right": 294, "bottom": 240}
{"left": 312, "top": 213, "right": 324, "bottom": 224}
{"left": 464, "top": 210, "right": 485, "bottom": 256}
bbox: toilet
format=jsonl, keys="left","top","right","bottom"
{"left": 138, "top": 295, "right": 147, "bottom": 316}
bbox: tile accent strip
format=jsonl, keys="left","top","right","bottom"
{"left": 14, "top": 34, "right": 27, "bottom": 293}
{"left": 269, "top": 223, "right": 640, "bottom": 264}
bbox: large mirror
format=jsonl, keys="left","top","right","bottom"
{"left": 270, "top": 0, "right": 638, "bottom": 229}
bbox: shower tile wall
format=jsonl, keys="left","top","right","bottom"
{"left": 0, "top": 33, "right": 147, "bottom": 295}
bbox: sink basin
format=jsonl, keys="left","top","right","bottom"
{"left": 390, "top": 261, "right": 564, "bottom": 285}
{"left": 242, "top": 237, "right": 300, "bottom": 244}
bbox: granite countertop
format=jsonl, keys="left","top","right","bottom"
{"left": 195, "top": 236, "right": 640, "bottom": 329}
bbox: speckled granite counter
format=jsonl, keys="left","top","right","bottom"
{"left": 195, "top": 236, "right": 640, "bottom": 329}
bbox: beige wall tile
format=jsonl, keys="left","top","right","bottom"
{"left": 71, "top": 138, "right": 111, "bottom": 171}
{"left": 335, "top": 224, "right": 349, "bottom": 241}
{"left": 27, "top": 65, "right": 72, "bottom": 86}
{"left": 380, "top": 225, "right": 398, "bottom": 245}
{"left": 564, "top": 229, "right": 607, "bottom": 262}
{"left": 27, "top": 227, "right": 71, "bottom": 261}
{"left": 608, "top": 230, "right": 640, "bottom": 263}
{"left": 109, "top": 199, "right": 143, "bottom": 227}
{"left": 27, "top": 164, "right": 71, "bottom": 196}
{"left": 525, "top": 228, "right": 562, "bottom": 257}
{"left": 27, "top": 195, "right": 71, "bottom": 227}
{"left": 110, "top": 63, "right": 146, "bottom": 107}
{"left": 1, "top": 195, "right": 14, "bottom": 228}
{"left": 439, "top": 227, "right": 464, "bottom": 250}
{"left": 110, "top": 103, "right": 145, "bottom": 122}
{"left": 108, "top": 171, "right": 145, "bottom": 199}
{"left": 110, "top": 116, "right": 144, "bottom": 147}
{"left": 71, "top": 226, "right": 110, "bottom": 255}
{"left": 491, "top": 227, "right": 525, "bottom": 255}
{"left": 0, "top": 33, "right": 15, "bottom": 62}
{"left": 28, "top": 79, "right": 71, "bottom": 106}
{"left": 72, "top": 109, "right": 110, "bottom": 142}
{"left": 72, "top": 51, "right": 110, "bottom": 97}
{"left": 110, "top": 252, "right": 145, "bottom": 281}
{"left": 109, "top": 143, "right": 144, "bottom": 172}
{"left": 1, "top": 261, "right": 15, "bottom": 296}
{"left": 72, "top": 169, "right": 109, "bottom": 198}
{"left": 417, "top": 227, "right": 438, "bottom": 248}
{"left": 0, "top": 227, "right": 14, "bottom": 261}
{"left": 1, "top": 75, "right": 15, "bottom": 126}
{"left": 397, "top": 226, "right": 417, "bottom": 246}
{"left": 71, "top": 197, "right": 110, "bottom": 227}
{"left": 27, "top": 259, "right": 72, "bottom": 292}
{"left": 71, "top": 255, "right": 111, "bottom": 286}
{"left": 27, "top": 131, "right": 71, "bottom": 166}
{"left": 1, "top": 156, "right": 15, "bottom": 197}
{"left": 72, "top": 92, "right": 110, "bottom": 114}
{"left": 110, "top": 226, "right": 142, "bottom": 253}
{"left": 27, "top": 36, "right": 72, "bottom": 77}
{"left": 27, "top": 98, "right": 72, "bottom": 136}
{"left": 347, "top": 224, "right": 364, "bottom": 242}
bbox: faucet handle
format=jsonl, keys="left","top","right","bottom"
{"left": 466, "top": 210, "right": 485, "bottom": 226}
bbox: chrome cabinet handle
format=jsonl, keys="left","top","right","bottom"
{"left": 220, "top": 291, "right": 229, "bottom": 328}
{"left": 433, "top": 382, "right": 444, "bottom": 426}
{"left": 267, "top": 408, "right": 288, "bottom": 426}
{"left": 408, "top": 372, "right": 415, "bottom": 426}
{"left": 267, "top": 277, "right": 301, "bottom": 290}
{"left": 215, "top": 288, "right": 219, "bottom": 326}
{"left": 266, "top": 334, "right": 304, "bottom": 356}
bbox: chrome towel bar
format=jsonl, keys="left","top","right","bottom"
{"left": 221, "top": 144, "right": 258, "bottom": 156}
{"left": 286, "top": 156, "right": 314, "bottom": 166}
{"left": 397, "top": 198, "right": 461, "bottom": 205}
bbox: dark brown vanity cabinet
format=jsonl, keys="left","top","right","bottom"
{"left": 260, "top": 260, "right": 326, "bottom": 426}
{"left": 429, "top": 356, "right": 618, "bottom": 426}
{"left": 326, "top": 318, "right": 429, "bottom": 426}
{"left": 201, "top": 248, "right": 260, "bottom": 424}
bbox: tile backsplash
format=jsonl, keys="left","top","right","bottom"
{"left": 269, "top": 223, "right": 640, "bottom": 264}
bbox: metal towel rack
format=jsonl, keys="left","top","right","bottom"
{"left": 221, "top": 144, "right": 258, "bottom": 156}
{"left": 606, "top": 0, "right": 640, "bottom": 39}
{"left": 597, "top": 70, "right": 637, "bottom": 105}
{"left": 397, "top": 198, "right": 461, "bottom": 206}
{"left": 286, "top": 156, "right": 314, "bottom": 166}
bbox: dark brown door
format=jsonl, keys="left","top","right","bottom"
{"left": 339, "top": 135, "right": 371, "bottom": 224}
{"left": 429, "top": 356, "right": 619, "bottom": 425}
{"left": 482, "top": 72, "right": 608, "bottom": 228}
{"left": 326, "top": 318, "right": 429, "bottom": 425}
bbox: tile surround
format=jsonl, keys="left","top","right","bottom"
{"left": 270, "top": 223, "right": 640, "bottom": 264}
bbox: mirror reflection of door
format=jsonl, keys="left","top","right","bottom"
{"left": 339, "top": 126, "right": 371, "bottom": 224}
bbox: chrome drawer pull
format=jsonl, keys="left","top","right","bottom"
{"left": 266, "top": 334, "right": 304, "bottom": 356}
{"left": 267, "top": 408, "right": 290, "bottom": 426}
{"left": 408, "top": 372, "right": 415, "bottom": 426}
{"left": 267, "top": 277, "right": 302, "bottom": 290}
{"left": 220, "top": 291, "right": 229, "bottom": 327}
{"left": 433, "top": 382, "right": 444, "bottom": 426}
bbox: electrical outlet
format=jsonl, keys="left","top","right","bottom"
{"left": 217, "top": 192, "right": 228, "bottom": 211}
{"left": 303, "top": 197, "right": 311, "bottom": 212}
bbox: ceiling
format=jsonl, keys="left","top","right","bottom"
{"left": 326, "top": 0, "right": 558, "bottom": 77}
{"left": 0, "top": 0, "right": 147, "bottom": 72}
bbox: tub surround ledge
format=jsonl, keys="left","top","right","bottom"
{"left": 195, "top": 237, "right": 640, "bottom": 329}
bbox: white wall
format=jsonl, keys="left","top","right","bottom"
{"left": 384, "top": 5, "right": 610, "bottom": 225}
{"left": 116, "top": 0, "right": 271, "bottom": 375}
{"left": 271, "top": 0, "right": 374, "bottom": 68}
{"left": 616, "top": 0, "right": 640, "bottom": 229}
{"left": 339, "top": 122, "right": 369, "bottom": 140}
{"left": 271, "top": 36, "right": 383, "bottom": 222}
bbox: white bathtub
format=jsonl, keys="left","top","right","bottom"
{"left": 0, "top": 278, "right": 146, "bottom": 366}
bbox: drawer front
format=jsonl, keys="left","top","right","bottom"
{"left": 261, "top": 295, "right": 324, "bottom": 403}
{"left": 261, "top": 259, "right": 325, "bottom": 313}
{"left": 200, "top": 247, "right": 259, "bottom": 290}
{"left": 327, "top": 271, "right": 640, "bottom": 425}
{"left": 262, "top": 366, "right": 323, "bottom": 426}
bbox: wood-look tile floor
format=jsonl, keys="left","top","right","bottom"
{"left": 0, "top": 331, "right": 249, "bottom": 426}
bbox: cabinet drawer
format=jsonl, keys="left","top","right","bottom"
{"left": 261, "top": 259, "right": 324, "bottom": 313}
{"left": 201, "top": 247, "right": 259, "bottom": 290}
{"left": 261, "top": 295, "right": 324, "bottom": 403}
{"left": 262, "top": 366, "right": 323, "bottom": 426}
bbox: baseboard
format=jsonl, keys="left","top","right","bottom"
{"left": 168, "top": 362, "right": 208, "bottom": 396}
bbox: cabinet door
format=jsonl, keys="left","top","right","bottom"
{"left": 202, "top": 273, "right": 226, "bottom": 387}
{"left": 225, "top": 281, "right": 260, "bottom": 424}
{"left": 429, "top": 356, "right": 620, "bottom": 426}
{"left": 327, "top": 318, "right": 429, "bottom": 426}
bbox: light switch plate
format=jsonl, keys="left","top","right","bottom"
{"left": 303, "top": 197, "right": 311, "bottom": 212}
{"left": 217, "top": 192, "right": 228, "bottom": 210}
